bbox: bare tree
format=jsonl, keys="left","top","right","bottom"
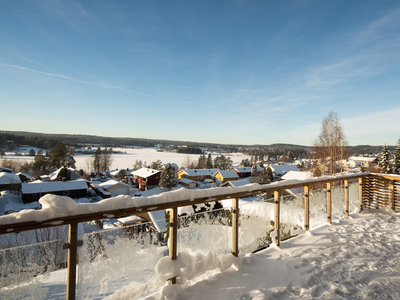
{"left": 313, "top": 111, "right": 348, "bottom": 175}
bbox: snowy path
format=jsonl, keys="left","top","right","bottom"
{"left": 148, "top": 208, "right": 400, "bottom": 300}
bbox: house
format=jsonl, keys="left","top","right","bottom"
{"left": 214, "top": 170, "right": 239, "bottom": 184}
{"left": 179, "top": 178, "right": 198, "bottom": 189}
{"left": 98, "top": 179, "right": 131, "bottom": 197}
{"left": 348, "top": 156, "right": 378, "bottom": 168}
{"left": 21, "top": 179, "right": 89, "bottom": 204}
{"left": 0, "top": 167, "right": 13, "bottom": 173}
{"left": 109, "top": 168, "right": 133, "bottom": 180}
{"left": 220, "top": 178, "right": 252, "bottom": 188}
{"left": 231, "top": 167, "right": 252, "bottom": 178}
{"left": 268, "top": 164, "right": 299, "bottom": 181}
{"left": 50, "top": 167, "right": 81, "bottom": 181}
{"left": 177, "top": 169, "right": 220, "bottom": 181}
{"left": 131, "top": 168, "right": 161, "bottom": 191}
{"left": 0, "top": 172, "right": 21, "bottom": 191}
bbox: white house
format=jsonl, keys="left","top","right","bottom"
{"left": 99, "top": 179, "right": 130, "bottom": 197}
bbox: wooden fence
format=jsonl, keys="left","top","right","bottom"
{"left": 1, "top": 173, "right": 399, "bottom": 300}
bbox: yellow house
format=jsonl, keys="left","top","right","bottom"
{"left": 214, "top": 170, "right": 239, "bottom": 184}
{"left": 177, "top": 169, "right": 220, "bottom": 181}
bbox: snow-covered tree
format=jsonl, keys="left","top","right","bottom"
{"left": 159, "top": 163, "right": 178, "bottom": 190}
{"left": 150, "top": 159, "right": 163, "bottom": 170}
{"left": 206, "top": 154, "right": 213, "bottom": 169}
{"left": 379, "top": 145, "right": 392, "bottom": 174}
{"left": 394, "top": 138, "right": 400, "bottom": 175}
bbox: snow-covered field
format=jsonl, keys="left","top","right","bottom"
{"left": 3, "top": 147, "right": 250, "bottom": 172}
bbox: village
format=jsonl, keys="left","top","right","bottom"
{"left": 0, "top": 142, "right": 381, "bottom": 238}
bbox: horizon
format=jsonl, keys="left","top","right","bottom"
{"left": 1, "top": 1, "right": 400, "bottom": 146}
{"left": 1, "top": 129, "right": 395, "bottom": 148}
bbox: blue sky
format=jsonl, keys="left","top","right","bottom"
{"left": 1, "top": 0, "right": 400, "bottom": 146}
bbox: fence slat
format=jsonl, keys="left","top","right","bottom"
{"left": 67, "top": 223, "right": 78, "bottom": 300}
{"left": 327, "top": 182, "right": 332, "bottom": 224}
{"left": 232, "top": 198, "right": 239, "bottom": 257}
{"left": 274, "top": 191, "right": 280, "bottom": 246}
{"left": 168, "top": 207, "right": 178, "bottom": 285}
{"left": 304, "top": 185, "right": 309, "bottom": 231}
{"left": 345, "top": 179, "right": 349, "bottom": 217}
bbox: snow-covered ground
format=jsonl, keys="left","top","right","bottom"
{"left": 2, "top": 208, "right": 398, "bottom": 300}
{"left": 144, "top": 207, "right": 400, "bottom": 300}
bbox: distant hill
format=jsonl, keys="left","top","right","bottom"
{"left": 0, "top": 130, "right": 390, "bottom": 155}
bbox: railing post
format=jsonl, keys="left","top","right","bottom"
{"left": 327, "top": 182, "right": 332, "bottom": 224}
{"left": 168, "top": 207, "right": 178, "bottom": 285}
{"left": 304, "top": 185, "right": 309, "bottom": 232}
{"left": 232, "top": 198, "right": 239, "bottom": 257}
{"left": 274, "top": 190, "right": 280, "bottom": 246}
{"left": 389, "top": 180, "right": 395, "bottom": 211}
{"left": 67, "top": 223, "right": 78, "bottom": 300}
{"left": 344, "top": 179, "right": 349, "bottom": 217}
{"left": 358, "top": 177, "right": 363, "bottom": 211}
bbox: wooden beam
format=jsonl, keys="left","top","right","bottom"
{"left": 358, "top": 177, "right": 363, "bottom": 211}
{"left": 274, "top": 190, "right": 280, "bottom": 246}
{"left": 327, "top": 182, "right": 332, "bottom": 224}
{"left": 232, "top": 198, "right": 239, "bottom": 257}
{"left": 67, "top": 223, "right": 78, "bottom": 300}
{"left": 389, "top": 180, "right": 395, "bottom": 211}
{"left": 344, "top": 179, "right": 349, "bottom": 217}
{"left": 304, "top": 185, "right": 309, "bottom": 231}
{"left": 168, "top": 207, "right": 178, "bottom": 285}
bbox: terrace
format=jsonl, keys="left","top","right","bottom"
{"left": 0, "top": 173, "right": 399, "bottom": 299}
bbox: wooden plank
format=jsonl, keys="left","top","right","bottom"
{"left": 232, "top": 198, "right": 239, "bottom": 257}
{"left": 327, "top": 182, "right": 332, "bottom": 224}
{"left": 274, "top": 190, "right": 280, "bottom": 246}
{"left": 389, "top": 180, "right": 395, "bottom": 211}
{"left": 304, "top": 185, "right": 309, "bottom": 231}
{"left": 67, "top": 223, "right": 78, "bottom": 300}
{"left": 344, "top": 179, "right": 349, "bottom": 217}
{"left": 168, "top": 207, "right": 178, "bottom": 285}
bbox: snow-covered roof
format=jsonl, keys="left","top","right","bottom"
{"left": 221, "top": 179, "right": 253, "bottom": 188}
{"left": 269, "top": 164, "right": 299, "bottom": 175}
{"left": 349, "top": 156, "right": 377, "bottom": 162}
{"left": 21, "top": 180, "right": 88, "bottom": 194}
{"left": 179, "top": 178, "right": 198, "bottom": 185}
{"left": 216, "top": 170, "right": 239, "bottom": 179}
{"left": 99, "top": 179, "right": 130, "bottom": 189}
{"left": 50, "top": 167, "right": 80, "bottom": 181}
{"left": 281, "top": 171, "right": 312, "bottom": 181}
{"left": 231, "top": 167, "right": 252, "bottom": 173}
{"left": 117, "top": 215, "right": 147, "bottom": 225}
{"left": 181, "top": 169, "right": 220, "bottom": 177}
{"left": 0, "top": 167, "right": 13, "bottom": 173}
{"left": 131, "top": 168, "right": 161, "bottom": 178}
{"left": 0, "top": 172, "right": 21, "bottom": 184}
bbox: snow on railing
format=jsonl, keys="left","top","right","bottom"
{"left": 3, "top": 173, "right": 399, "bottom": 300}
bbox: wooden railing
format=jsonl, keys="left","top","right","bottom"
{"left": 2, "top": 173, "right": 399, "bottom": 300}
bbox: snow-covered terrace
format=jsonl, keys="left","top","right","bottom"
{"left": 1, "top": 172, "right": 399, "bottom": 300}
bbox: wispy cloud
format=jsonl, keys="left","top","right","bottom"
{"left": 161, "top": 97, "right": 223, "bottom": 110}
{"left": 0, "top": 62, "right": 154, "bottom": 97}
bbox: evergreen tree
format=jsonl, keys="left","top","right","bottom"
{"left": 394, "top": 138, "right": 400, "bottom": 175}
{"left": 56, "top": 167, "right": 71, "bottom": 181}
{"left": 49, "top": 142, "right": 69, "bottom": 169}
{"left": 33, "top": 149, "right": 48, "bottom": 171}
{"left": 29, "top": 148, "right": 35, "bottom": 156}
{"left": 159, "top": 163, "right": 178, "bottom": 190}
{"left": 133, "top": 159, "right": 143, "bottom": 170}
{"left": 150, "top": 159, "right": 163, "bottom": 170}
{"left": 379, "top": 145, "right": 392, "bottom": 174}
{"left": 206, "top": 154, "right": 213, "bottom": 169}
{"left": 93, "top": 147, "right": 101, "bottom": 173}
{"left": 197, "top": 154, "right": 206, "bottom": 169}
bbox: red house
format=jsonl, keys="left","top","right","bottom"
{"left": 131, "top": 168, "right": 161, "bottom": 191}
{"left": 231, "top": 167, "right": 252, "bottom": 178}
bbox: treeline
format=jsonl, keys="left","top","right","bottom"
{"left": 176, "top": 147, "right": 203, "bottom": 154}
{"left": 0, "top": 133, "right": 59, "bottom": 151}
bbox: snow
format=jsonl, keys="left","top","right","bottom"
{"left": 143, "top": 207, "right": 400, "bottom": 300}
{"left": 0, "top": 172, "right": 21, "bottom": 184}
{"left": 21, "top": 180, "right": 88, "bottom": 194}
{"left": 131, "top": 168, "right": 161, "bottom": 178}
